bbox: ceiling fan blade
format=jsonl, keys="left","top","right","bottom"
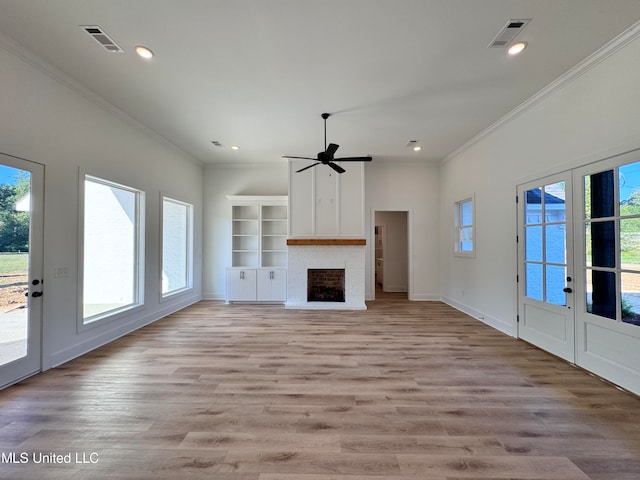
{"left": 283, "top": 155, "right": 317, "bottom": 160}
{"left": 328, "top": 162, "right": 346, "bottom": 174}
{"left": 326, "top": 143, "right": 339, "bottom": 157}
{"left": 296, "top": 162, "right": 321, "bottom": 173}
{"left": 333, "top": 156, "right": 372, "bottom": 162}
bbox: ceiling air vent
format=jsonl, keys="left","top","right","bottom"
{"left": 80, "top": 25, "right": 124, "bottom": 53}
{"left": 210, "top": 141, "right": 224, "bottom": 147}
{"left": 488, "top": 19, "right": 530, "bottom": 48}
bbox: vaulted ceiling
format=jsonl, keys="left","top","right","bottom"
{"left": 1, "top": 1, "right": 639, "bottom": 165}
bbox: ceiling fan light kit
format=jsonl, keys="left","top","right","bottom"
{"left": 283, "top": 113, "right": 372, "bottom": 174}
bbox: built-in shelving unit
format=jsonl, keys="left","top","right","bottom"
{"left": 226, "top": 196, "right": 288, "bottom": 303}
{"left": 261, "top": 204, "right": 288, "bottom": 267}
{"left": 231, "top": 204, "right": 259, "bottom": 267}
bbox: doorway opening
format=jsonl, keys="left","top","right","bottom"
{"left": 374, "top": 211, "right": 409, "bottom": 300}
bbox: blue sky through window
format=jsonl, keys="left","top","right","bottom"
{"left": 0, "top": 165, "right": 19, "bottom": 185}
{"left": 619, "top": 162, "right": 640, "bottom": 202}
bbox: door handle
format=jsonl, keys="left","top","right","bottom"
{"left": 563, "top": 287, "right": 572, "bottom": 293}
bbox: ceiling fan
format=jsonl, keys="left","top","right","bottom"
{"left": 283, "top": 113, "right": 372, "bottom": 174}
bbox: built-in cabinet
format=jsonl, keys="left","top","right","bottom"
{"left": 226, "top": 196, "right": 288, "bottom": 303}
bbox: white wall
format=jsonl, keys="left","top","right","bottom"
{"left": 0, "top": 39, "right": 203, "bottom": 369}
{"left": 288, "top": 160, "right": 364, "bottom": 237}
{"left": 440, "top": 29, "right": 640, "bottom": 336}
{"left": 365, "top": 163, "right": 440, "bottom": 301}
{"left": 375, "top": 211, "right": 408, "bottom": 293}
{"left": 205, "top": 162, "right": 440, "bottom": 302}
{"left": 203, "top": 164, "right": 288, "bottom": 299}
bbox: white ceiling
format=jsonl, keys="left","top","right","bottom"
{"left": 1, "top": 1, "right": 639, "bottom": 166}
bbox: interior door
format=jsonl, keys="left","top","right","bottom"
{"left": 517, "top": 172, "right": 575, "bottom": 362}
{"left": 0, "top": 153, "right": 44, "bottom": 389}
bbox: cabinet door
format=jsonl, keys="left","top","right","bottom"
{"left": 257, "top": 269, "right": 287, "bottom": 302}
{"left": 226, "top": 269, "right": 257, "bottom": 301}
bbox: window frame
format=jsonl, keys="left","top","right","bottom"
{"left": 78, "top": 174, "right": 145, "bottom": 331}
{"left": 160, "top": 195, "right": 194, "bottom": 300}
{"left": 454, "top": 194, "right": 475, "bottom": 257}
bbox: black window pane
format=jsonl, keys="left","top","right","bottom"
{"left": 590, "top": 270, "right": 617, "bottom": 320}
{"left": 590, "top": 170, "right": 615, "bottom": 218}
{"left": 590, "top": 221, "right": 616, "bottom": 268}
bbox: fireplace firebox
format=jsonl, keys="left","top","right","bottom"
{"left": 307, "top": 269, "right": 345, "bottom": 302}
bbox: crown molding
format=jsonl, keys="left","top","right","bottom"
{"left": 0, "top": 30, "right": 203, "bottom": 167}
{"left": 441, "top": 20, "right": 640, "bottom": 166}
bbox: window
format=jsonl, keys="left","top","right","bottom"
{"left": 81, "top": 175, "right": 145, "bottom": 325}
{"left": 162, "top": 196, "right": 193, "bottom": 297}
{"left": 455, "top": 195, "right": 475, "bottom": 256}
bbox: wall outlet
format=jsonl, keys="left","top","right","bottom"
{"left": 53, "top": 267, "right": 69, "bottom": 278}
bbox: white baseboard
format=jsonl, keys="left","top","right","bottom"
{"left": 442, "top": 296, "right": 515, "bottom": 337}
{"left": 202, "top": 292, "right": 225, "bottom": 300}
{"left": 410, "top": 293, "right": 443, "bottom": 301}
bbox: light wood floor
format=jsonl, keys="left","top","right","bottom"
{"left": 1, "top": 297, "right": 640, "bottom": 479}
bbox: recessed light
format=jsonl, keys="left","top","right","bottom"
{"left": 231, "top": 145, "right": 240, "bottom": 150}
{"left": 135, "top": 46, "right": 154, "bottom": 59}
{"left": 508, "top": 41, "right": 527, "bottom": 55}
{"left": 413, "top": 146, "right": 422, "bottom": 152}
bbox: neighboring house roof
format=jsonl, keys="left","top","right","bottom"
{"left": 15, "top": 193, "right": 30, "bottom": 211}
{"left": 526, "top": 185, "right": 565, "bottom": 204}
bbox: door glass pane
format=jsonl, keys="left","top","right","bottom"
{"left": 588, "top": 269, "right": 616, "bottom": 320}
{"left": 0, "top": 165, "right": 30, "bottom": 366}
{"left": 589, "top": 170, "right": 615, "bottom": 219}
{"left": 546, "top": 265, "right": 567, "bottom": 306}
{"left": 543, "top": 182, "right": 566, "bottom": 222}
{"left": 525, "top": 263, "right": 543, "bottom": 301}
{"left": 584, "top": 175, "right": 591, "bottom": 220}
{"left": 586, "top": 268, "right": 593, "bottom": 314}
{"left": 621, "top": 272, "right": 640, "bottom": 327}
{"left": 585, "top": 223, "right": 592, "bottom": 267}
{"left": 525, "top": 226, "right": 542, "bottom": 262}
{"left": 545, "top": 224, "right": 566, "bottom": 264}
{"left": 618, "top": 161, "right": 640, "bottom": 212}
{"left": 620, "top": 218, "right": 640, "bottom": 269}
{"left": 524, "top": 181, "right": 569, "bottom": 306}
{"left": 525, "top": 188, "right": 542, "bottom": 224}
{"left": 589, "top": 221, "right": 616, "bottom": 268}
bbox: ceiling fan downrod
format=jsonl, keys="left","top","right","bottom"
{"left": 282, "top": 112, "right": 372, "bottom": 174}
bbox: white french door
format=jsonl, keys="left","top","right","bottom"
{"left": 517, "top": 172, "right": 575, "bottom": 362}
{"left": 573, "top": 151, "right": 640, "bottom": 395}
{"left": 0, "top": 153, "right": 44, "bottom": 389}
{"left": 518, "top": 149, "right": 640, "bottom": 395}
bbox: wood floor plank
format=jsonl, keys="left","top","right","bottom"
{"left": 1, "top": 297, "right": 639, "bottom": 479}
{"left": 397, "top": 454, "right": 591, "bottom": 479}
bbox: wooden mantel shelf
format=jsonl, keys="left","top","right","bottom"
{"left": 287, "top": 238, "right": 366, "bottom": 246}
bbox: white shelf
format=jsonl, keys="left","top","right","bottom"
{"left": 228, "top": 196, "right": 288, "bottom": 268}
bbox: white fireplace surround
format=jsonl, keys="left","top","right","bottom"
{"left": 286, "top": 244, "right": 366, "bottom": 310}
